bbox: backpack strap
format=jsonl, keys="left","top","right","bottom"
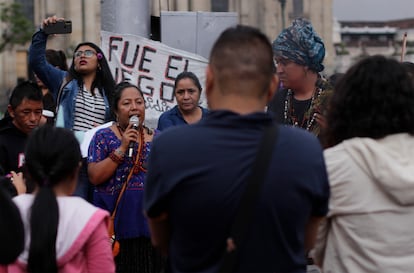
{"left": 219, "top": 124, "right": 279, "bottom": 273}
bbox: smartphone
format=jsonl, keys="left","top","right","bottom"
{"left": 43, "top": 20, "right": 72, "bottom": 35}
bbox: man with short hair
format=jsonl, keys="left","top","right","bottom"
{"left": 144, "top": 25, "right": 329, "bottom": 273}
{"left": 0, "top": 81, "right": 43, "bottom": 177}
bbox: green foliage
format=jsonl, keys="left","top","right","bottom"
{"left": 0, "top": 2, "right": 34, "bottom": 52}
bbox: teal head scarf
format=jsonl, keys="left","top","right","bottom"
{"left": 272, "top": 18, "right": 325, "bottom": 72}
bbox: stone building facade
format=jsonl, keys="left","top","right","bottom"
{"left": 154, "top": 0, "right": 334, "bottom": 74}
{"left": 0, "top": 0, "right": 334, "bottom": 110}
{"left": 334, "top": 18, "right": 414, "bottom": 73}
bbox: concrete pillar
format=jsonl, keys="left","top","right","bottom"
{"left": 101, "top": 0, "right": 151, "bottom": 38}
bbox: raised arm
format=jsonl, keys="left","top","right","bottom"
{"left": 28, "top": 17, "right": 67, "bottom": 99}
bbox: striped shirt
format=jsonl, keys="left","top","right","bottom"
{"left": 73, "top": 87, "right": 106, "bottom": 131}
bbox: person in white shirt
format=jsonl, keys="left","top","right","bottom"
{"left": 316, "top": 55, "right": 414, "bottom": 273}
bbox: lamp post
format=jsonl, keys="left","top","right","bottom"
{"left": 101, "top": 0, "right": 150, "bottom": 38}
{"left": 279, "top": 0, "right": 286, "bottom": 29}
{"left": 81, "top": 0, "right": 85, "bottom": 42}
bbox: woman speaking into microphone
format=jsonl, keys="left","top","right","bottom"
{"left": 87, "top": 82, "right": 165, "bottom": 273}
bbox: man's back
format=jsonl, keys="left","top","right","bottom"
{"left": 145, "top": 24, "right": 329, "bottom": 273}
{"left": 145, "top": 110, "right": 329, "bottom": 273}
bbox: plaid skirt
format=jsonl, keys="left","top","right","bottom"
{"left": 115, "top": 237, "right": 166, "bottom": 273}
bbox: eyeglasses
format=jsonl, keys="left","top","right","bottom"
{"left": 74, "top": 50, "right": 97, "bottom": 58}
{"left": 273, "top": 57, "right": 293, "bottom": 67}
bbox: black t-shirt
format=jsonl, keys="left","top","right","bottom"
{"left": 0, "top": 119, "right": 27, "bottom": 174}
{"left": 267, "top": 88, "right": 288, "bottom": 123}
{"left": 267, "top": 88, "right": 311, "bottom": 128}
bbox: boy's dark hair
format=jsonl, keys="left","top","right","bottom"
{"left": 9, "top": 81, "right": 43, "bottom": 109}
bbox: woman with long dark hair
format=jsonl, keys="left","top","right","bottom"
{"left": 29, "top": 15, "right": 116, "bottom": 200}
{"left": 29, "top": 16, "right": 115, "bottom": 134}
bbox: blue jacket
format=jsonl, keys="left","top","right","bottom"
{"left": 157, "top": 105, "right": 209, "bottom": 131}
{"left": 29, "top": 30, "right": 112, "bottom": 133}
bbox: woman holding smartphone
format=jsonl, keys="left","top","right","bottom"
{"left": 29, "top": 16, "right": 116, "bottom": 201}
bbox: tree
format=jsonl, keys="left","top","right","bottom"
{"left": 0, "top": 2, "right": 34, "bottom": 52}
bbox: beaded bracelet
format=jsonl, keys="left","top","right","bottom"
{"left": 114, "top": 148, "right": 125, "bottom": 158}
{"left": 109, "top": 149, "right": 124, "bottom": 164}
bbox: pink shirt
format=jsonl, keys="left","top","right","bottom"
{"left": 3, "top": 195, "right": 115, "bottom": 273}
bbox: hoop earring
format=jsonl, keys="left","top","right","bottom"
{"left": 96, "top": 53, "right": 103, "bottom": 60}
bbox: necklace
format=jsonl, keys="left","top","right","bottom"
{"left": 116, "top": 123, "right": 126, "bottom": 135}
{"left": 283, "top": 87, "right": 323, "bottom": 131}
{"left": 116, "top": 124, "right": 146, "bottom": 174}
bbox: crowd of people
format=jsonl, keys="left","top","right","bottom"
{"left": 1, "top": 14, "right": 414, "bottom": 273}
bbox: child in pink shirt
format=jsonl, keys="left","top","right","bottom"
{"left": 2, "top": 126, "right": 114, "bottom": 273}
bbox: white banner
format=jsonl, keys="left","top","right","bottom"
{"left": 101, "top": 31, "right": 209, "bottom": 129}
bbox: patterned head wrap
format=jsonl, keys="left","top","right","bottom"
{"left": 272, "top": 18, "right": 325, "bottom": 72}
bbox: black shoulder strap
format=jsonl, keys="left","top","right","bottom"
{"left": 219, "top": 124, "right": 278, "bottom": 273}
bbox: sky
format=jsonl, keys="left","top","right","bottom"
{"left": 333, "top": 0, "right": 414, "bottom": 21}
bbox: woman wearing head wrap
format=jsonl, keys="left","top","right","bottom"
{"left": 268, "top": 18, "right": 333, "bottom": 140}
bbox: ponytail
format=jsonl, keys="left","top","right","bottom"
{"left": 28, "top": 182, "right": 58, "bottom": 273}
{"left": 24, "top": 126, "right": 81, "bottom": 273}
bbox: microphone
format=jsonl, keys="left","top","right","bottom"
{"left": 127, "top": 115, "right": 139, "bottom": 157}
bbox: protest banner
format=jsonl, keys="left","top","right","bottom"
{"left": 101, "top": 31, "right": 209, "bottom": 129}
